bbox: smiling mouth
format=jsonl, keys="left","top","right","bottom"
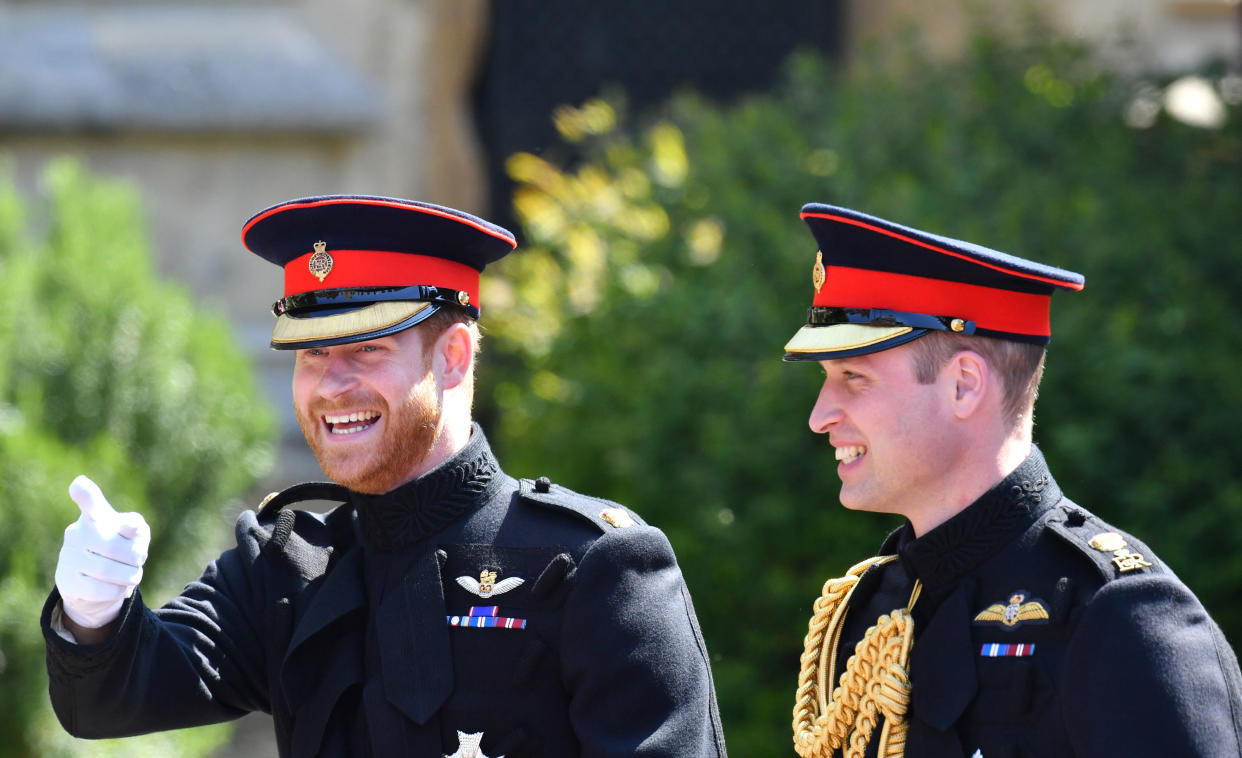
{"left": 835, "top": 445, "right": 867, "bottom": 465}
{"left": 324, "top": 411, "right": 381, "bottom": 435}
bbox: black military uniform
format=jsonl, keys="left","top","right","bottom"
{"left": 42, "top": 196, "right": 727, "bottom": 757}
{"left": 781, "top": 204, "right": 1242, "bottom": 757}
{"left": 43, "top": 425, "right": 727, "bottom": 756}
{"left": 832, "top": 446, "right": 1242, "bottom": 756}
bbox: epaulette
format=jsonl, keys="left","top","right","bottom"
{"left": 256, "top": 481, "right": 351, "bottom": 521}
{"left": 517, "top": 476, "right": 647, "bottom": 533}
{"left": 250, "top": 482, "right": 351, "bottom": 582}
{"left": 1044, "top": 502, "right": 1163, "bottom": 583}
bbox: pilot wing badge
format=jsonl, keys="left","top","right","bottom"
{"left": 972, "top": 590, "right": 1050, "bottom": 630}
{"left": 456, "top": 569, "right": 525, "bottom": 599}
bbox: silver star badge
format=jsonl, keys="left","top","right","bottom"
{"left": 444, "top": 730, "right": 503, "bottom": 758}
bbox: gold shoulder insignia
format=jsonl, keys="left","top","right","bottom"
{"left": 600, "top": 507, "right": 635, "bottom": 529}
{"left": 1089, "top": 531, "right": 1153, "bottom": 573}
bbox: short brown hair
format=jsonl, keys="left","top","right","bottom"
{"left": 908, "top": 332, "right": 1046, "bottom": 431}
{"left": 417, "top": 307, "right": 482, "bottom": 361}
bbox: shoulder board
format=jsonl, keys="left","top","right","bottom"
{"left": 517, "top": 476, "right": 647, "bottom": 533}
{"left": 1044, "top": 502, "right": 1164, "bottom": 583}
{"left": 257, "top": 481, "right": 351, "bottom": 521}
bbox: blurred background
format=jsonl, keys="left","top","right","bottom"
{"left": 1, "top": 0, "right": 1240, "bottom": 755}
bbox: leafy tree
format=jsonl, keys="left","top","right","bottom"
{"left": 479, "top": 23, "right": 1242, "bottom": 755}
{"left": 0, "top": 160, "right": 275, "bottom": 757}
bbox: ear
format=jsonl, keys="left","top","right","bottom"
{"left": 947, "top": 350, "right": 989, "bottom": 420}
{"left": 433, "top": 322, "right": 474, "bottom": 391}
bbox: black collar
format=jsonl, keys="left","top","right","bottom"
{"left": 880, "top": 446, "right": 1062, "bottom": 593}
{"left": 351, "top": 423, "right": 502, "bottom": 553}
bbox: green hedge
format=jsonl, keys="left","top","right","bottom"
{"left": 480, "top": 25, "right": 1242, "bottom": 756}
{"left": 0, "top": 160, "right": 275, "bottom": 757}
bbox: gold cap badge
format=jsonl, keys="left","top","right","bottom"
{"left": 308, "top": 240, "right": 334, "bottom": 283}
{"left": 812, "top": 251, "right": 826, "bottom": 293}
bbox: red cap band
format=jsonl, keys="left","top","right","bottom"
{"left": 813, "top": 266, "right": 1052, "bottom": 337}
{"left": 283, "top": 249, "right": 480, "bottom": 304}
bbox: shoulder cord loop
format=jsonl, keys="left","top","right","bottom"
{"left": 792, "top": 556, "right": 921, "bottom": 758}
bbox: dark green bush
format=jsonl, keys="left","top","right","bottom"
{"left": 480, "top": 25, "right": 1242, "bottom": 756}
{"left": 0, "top": 160, "right": 275, "bottom": 757}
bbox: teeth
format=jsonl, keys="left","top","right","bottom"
{"left": 325, "top": 411, "right": 380, "bottom": 425}
{"left": 835, "top": 445, "right": 867, "bottom": 464}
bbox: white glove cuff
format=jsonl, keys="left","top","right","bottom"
{"left": 59, "top": 595, "right": 123, "bottom": 631}
{"left": 50, "top": 602, "right": 80, "bottom": 644}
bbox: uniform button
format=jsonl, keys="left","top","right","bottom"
{"left": 535, "top": 476, "right": 551, "bottom": 493}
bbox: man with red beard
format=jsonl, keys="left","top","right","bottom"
{"left": 42, "top": 195, "right": 728, "bottom": 757}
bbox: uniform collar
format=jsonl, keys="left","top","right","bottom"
{"left": 881, "top": 445, "right": 1061, "bottom": 593}
{"left": 352, "top": 422, "right": 501, "bottom": 552}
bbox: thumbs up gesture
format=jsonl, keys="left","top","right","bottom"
{"left": 54, "top": 476, "right": 151, "bottom": 630}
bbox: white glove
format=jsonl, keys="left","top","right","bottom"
{"left": 54, "top": 475, "right": 151, "bottom": 629}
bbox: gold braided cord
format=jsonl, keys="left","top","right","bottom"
{"left": 792, "top": 556, "right": 920, "bottom": 758}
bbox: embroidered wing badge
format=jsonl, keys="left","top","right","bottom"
{"left": 972, "top": 590, "right": 1050, "bottom": 630}
{"left": 456, "top": 569, "right": 525, "bottom": 599}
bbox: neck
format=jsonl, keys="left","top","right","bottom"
{"left": 400, "top": 408, "right": 473, "bottom": 486}
{"left": 906, "top": 431, "right": 1032, "bottom": 537}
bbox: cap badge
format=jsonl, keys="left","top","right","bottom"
{"left": 1089, "top": 531, "right": 1153, "bottom": 573}
{"left": 308, "top": 240, "right": 334, "bottom": 283}
{"left": 456, "top": 569, "right": 525, "bottom": 599}
{"left": 445, "top": 730, "right": 504, "bottom": 758}
{"left": 600, "top": 507, "right": 635, "bottom": 528}
{"left": 972, "top": 590, "right": 1050, "bottom": 629}
{"left": 812, "top": 250, "right": 826, "bottom": 293}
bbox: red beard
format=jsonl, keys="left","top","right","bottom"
{"left": 295, "top": 372, "right": 442, "bottom": 495}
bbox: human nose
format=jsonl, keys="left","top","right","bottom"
{"left": 316, "top": 353, "right": 360, "bottom": 399}
{"left": 808, "top": 381, "right": 843, "bottom": 434}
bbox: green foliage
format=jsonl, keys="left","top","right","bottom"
{"left": 481, "top": 23, "right": 1242, "bottom": 756}
{"left": 0, "top": 160, "right": 274, "bottom": 757}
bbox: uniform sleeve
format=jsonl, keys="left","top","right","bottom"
{"left": 1061, "top": 574, "right": 1242, "bottom": 756}
{"left": 41, "top": 513, "right": 274, "bottom": 738}
{"left": 559, "top": 525, "right": 728, "bottom": 757}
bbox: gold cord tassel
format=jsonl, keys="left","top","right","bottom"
{"left": 792, "top": 556, "right": 920, "bottom": 758}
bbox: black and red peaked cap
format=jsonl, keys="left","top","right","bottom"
{"left": 784, "top": 204, "right": 1084, "bottom": 361}
{"left": 243, "top": 195, "right": 516, "bottom": 350}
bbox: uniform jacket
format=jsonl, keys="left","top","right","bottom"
{"left": 42, "top": 426, "right": 728, "bottom": 757}
{"left": 833, "top": 447, "right": 1242, "bottom": 758}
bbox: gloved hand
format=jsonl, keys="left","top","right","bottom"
{"left": 54, "top": 475, "right": 151, "bottom": 630}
